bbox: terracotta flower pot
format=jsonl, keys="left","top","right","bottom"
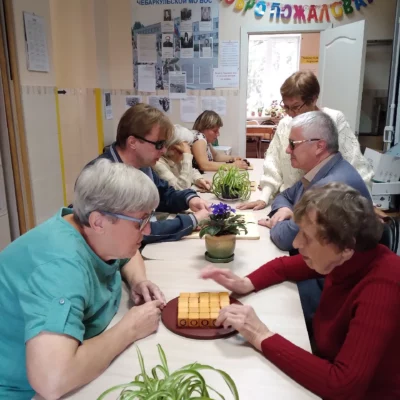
{"left": 205, "top": 234, "right": 236, "bottom": 261}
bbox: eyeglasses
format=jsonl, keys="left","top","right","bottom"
{"left": 280, "top": 100, "right": 306, "bottom": 113}
{"left": 288, "top": 138, "right": 320, "bottom": 150}
{"left": 132, "top": 134, "right": 166, "bottom": 150}
{"left": 101, "top": 210, "right": 155, "bottom": 231}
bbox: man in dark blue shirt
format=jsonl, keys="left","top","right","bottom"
{"left": 86, "top": 103, "right": 210, "bottom": 245}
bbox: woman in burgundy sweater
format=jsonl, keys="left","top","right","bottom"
{"left": 202, "top": 182, "right": 400, "bottom": 400}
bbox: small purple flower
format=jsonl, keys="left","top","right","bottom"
{"left": 210, "top": 202, "right": 236, "bottom": 217}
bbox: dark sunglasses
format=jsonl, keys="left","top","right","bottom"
{"left": 288, "top": 138, "right": 320, "bottom": 150}
{"left": 132, "top": 134, "right": 166, "bottom": 150}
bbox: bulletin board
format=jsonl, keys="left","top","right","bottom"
{"left": 131, "top": 0, "right": 219, "bottom": 92}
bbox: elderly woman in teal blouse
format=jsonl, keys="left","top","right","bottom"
{"left": 0, "top": 159, "right": 165, "bottom": 400}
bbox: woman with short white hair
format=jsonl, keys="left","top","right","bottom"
{"left": 0, "top": 159, "right": 165, "bottom": 399}
{"left": 154, "top": 124, "right": 212, "bottom": 190}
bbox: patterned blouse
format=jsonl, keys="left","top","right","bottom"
{"left": 192, "top": 131, "right": 213, "bottom": 171}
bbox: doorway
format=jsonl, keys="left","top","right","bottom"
{"left": 240, "top": 21, "right": 368, "bottom": 159}
{"left": 239, "top": 23, "right": 330, "bottom": 159}
{"left": 246, "top": 32, "right": 321, "bottom": 158}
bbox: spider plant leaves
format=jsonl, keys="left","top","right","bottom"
{"left": 97, "top": 344, "right": 239, "bottom": 400}
{"left": 211, "top": 166, "right": 251, "bottom": 201}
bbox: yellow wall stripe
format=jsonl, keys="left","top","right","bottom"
{"left": 54, "top": 88, "right": 67, "bottom": 206}
{"left": 94, "top": 88, "right": 105, "bottom": 155}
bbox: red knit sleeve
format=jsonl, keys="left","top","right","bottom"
{"left": 260, "top": 279, "right": 400, "bottom": 399}
{"left": 246, "top": 254, "right": 321, "bottom": 291}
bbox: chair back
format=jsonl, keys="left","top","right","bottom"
{"left": 380, "top": 217, "right": 399, "bottom": 253}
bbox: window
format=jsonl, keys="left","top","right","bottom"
{"left": 247, "top": 34, "right": 301, "bottom": 117}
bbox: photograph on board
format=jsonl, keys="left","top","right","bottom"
{"left": 201, "top": 7, "right": 211, "bottom": 21}
{"left": 200, "top": 37, "right": 213, "bottom": 58}
{"left": 156, "top": 66, "right": 164, "bottom": 90}
{"left": 199, "top": 6, "right": 212, "bottom": 31}
{"left": 161, "top": 8, "right": 174, "bottom": 32}
{"left": 149, "top": 96, "right": 171, "bottom": 113}
{"left": 104, "top": 92, "right": 113, "bottom": 120}
{"left": 180, "top": 31, "right": 193, "bottom": 58}
{"left": 180, "top": 8, "right": 192, "bottom": 31}
{"left": 169, "top": 71, "right": 187, "bottom": 99}
{"left": 163, "top": 9, "right": 172, "bottom": 21}
{"left": 162, "top": 34, "right": 174, "bottom": 58}
{"left": 104, "top": 92, "right": 111, "bottom": 107}
{"left": 125, "top": 95, "right": 142, "bottom": 110}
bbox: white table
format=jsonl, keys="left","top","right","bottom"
{"left": 45, "top": 158, "right": 318, "bottom": 399}
{"left": 62, "top": 259, "right": 318, "bottom": 400}
{"left": 143, "top": 158, "right": 284, "bottom": 265}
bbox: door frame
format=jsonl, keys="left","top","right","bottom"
{"left": 0, "top": 0, "right": 35, "bottom": 233}
{"left": 239, "top": 23, "right": 332, "bottom": 158}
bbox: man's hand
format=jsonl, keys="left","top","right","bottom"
{"left": 193, "top": 208, "right": 210, "bottom": 224}
{"left": 130, "top": 280, "right": 166, "bottom": 306}
{"left": 216, "top": 304, "right": 274, "bottom": 351}
{"left": 237, "top": 200, "right": 267, "bottom": 211}
{"left": 258, "top": 207, "right": 293, "bottom": 229}
{"left": 200, "top": 265, "right": 254, "bottom": 295}
{"left": 195, "top": 178, "right": 212, "bottom": 191}
{"left": 121, "top": 300, "right": 163, "bottom": 343}
{"left": 189, "top": 197, "right": 210, "bottom": 212}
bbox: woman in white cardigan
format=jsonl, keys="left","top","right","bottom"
{"left": 154, "top": 124, "right": 212, "bottom": 191}
{"left": 238, "top": 71, "right": 373, "bottom": 211}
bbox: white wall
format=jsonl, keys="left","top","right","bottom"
{"left": 218, "top": 0, "right": 397, "bottom": 155}
{"left": 9, "top": 0, "right": 397, "bottom": 221}
{"left": 12, "top": 0, "right": 64, "bottom": 224}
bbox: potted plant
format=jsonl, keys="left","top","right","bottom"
{"left": 211, "top": 165, "right": 251, "bottom": 201}
{"left": 269, "top": 99, "right": 279, "bottom": 117}
{"left": 98, "top": 344, "right": 239, "bottom": 399}
{"left": 257, "top": 107, "right": 263, "bottom": 117}
{"left": 199, "top": 203, "right": 248, "bottom": 263}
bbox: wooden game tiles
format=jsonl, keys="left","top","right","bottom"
{"left": 177, "top": 292, "right": 230, "bottom": 328}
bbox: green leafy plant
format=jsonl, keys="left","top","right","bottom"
{"left": 199, "top": 203, "right": 248, "bottom": 238}
{"left": 97, "top": 344, "right": 239, "bottom": 400}
{"left": 212, "top": 166, "right": 251, "bottom": 201}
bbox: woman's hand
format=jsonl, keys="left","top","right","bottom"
{"left": 233, "top": 160, "right": 249, "bottom": 169}
{"left": 174, "top": 142, "right": 192, "bottom": 154}
{"left": 195, "top": 178, "right": 212, "bottom": 191}
{"left": 216, "top": 304, "right": 274, "bottom": 351}
{"left": 200, "top": 265, "right": 255, "bottom": 295}
{"left": 237, "top": 200, "right": 267, "bottom": 211}
{"left": 122, "top": 300, "right": 163, "bottom": 343}
{"left": 131, "top": 280, "right": 166, "bottom": 306}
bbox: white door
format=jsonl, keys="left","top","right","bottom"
{"left": 318, "top": 20, "right": 366, "bottom": 134}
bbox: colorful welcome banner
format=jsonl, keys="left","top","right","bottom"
{"left": 224, "top": 0, "right": 374, "bottom": 20}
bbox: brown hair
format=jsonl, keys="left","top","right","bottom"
{"left": 280, "top": 71, "right": 320, "bottom": 104}
{"left": 192, "top": 110, "right": 223, "bottom": 132}
{"left": 116, "top": 103, "right": 173, "bottom": 148}
{"left": 294, "top": 182, "right": 382, "bottom": 252}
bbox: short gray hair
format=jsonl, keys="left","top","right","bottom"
{"left": 294, "top": 182, "right": 381, "bottom": 251}
{"left": 290, "top": 111, "right": 339, "bottom": 153}
{"left": 74, "top": 159, "right": 159, "bottom": 226}
{"left": 166, "top": 124, "right": 195, "bottom": 148}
